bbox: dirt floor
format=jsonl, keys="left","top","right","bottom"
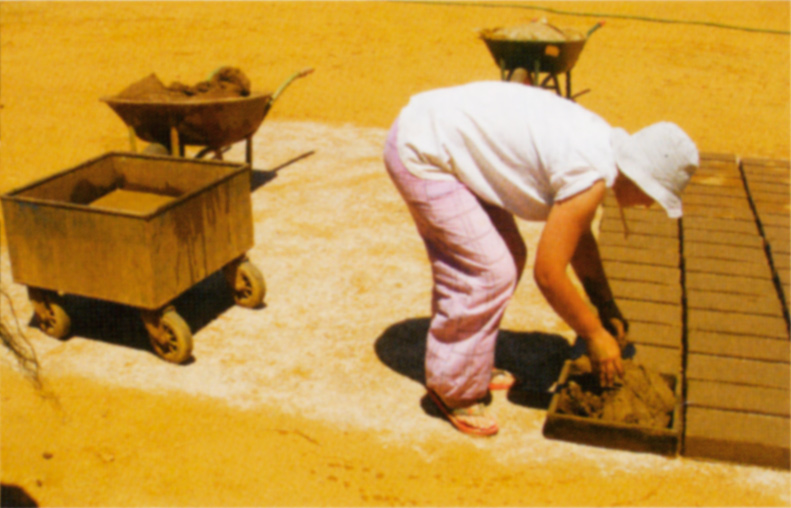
{"left": 1, "top": 2, "right": 790, "bottom": 506}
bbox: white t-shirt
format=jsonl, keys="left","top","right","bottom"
{"left": 396, "top": 81, "right": 619, "bottom": 221}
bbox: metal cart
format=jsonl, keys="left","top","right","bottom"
{"left": 102, "top": 68, "right": 313, "bottom": 162}
{"left": 1, "top": 152, "right": 264, "bottom": 364}
{"left": 480, "top": 22, "right": 603, "bottom": 99}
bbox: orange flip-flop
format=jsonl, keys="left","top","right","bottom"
{"left": 427, "top": 389, "right": 499, "bottom": 437}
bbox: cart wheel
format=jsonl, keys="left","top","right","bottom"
{"left": 224, "top": 259, "right": 266, "bottom": 308}
{"left": 28, "top": 288, "right": 71, "bottom": 339}
{"left": 143, "top": 143, "right": 170, "bottom": 156}
{"left": 145, "top": 308, "right": 193, "bottom": 364}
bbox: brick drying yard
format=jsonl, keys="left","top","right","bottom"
{"left": 1, "top": 2, "right": 789, "bottom": 506}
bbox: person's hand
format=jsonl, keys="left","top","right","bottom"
{"left": 586, "top": 329, "right": 624, "bottom": 388}
{"left": 604, "top": 316, "right": 630, "bottom": 351}
{"left": 598, "top": 299, "right": 630, "bottom": 351}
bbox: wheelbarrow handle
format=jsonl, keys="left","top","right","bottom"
{"left": 587, "top": 21, "right": 605, "bottom": 38}
{"left": 271, "top": 67, "right": 314, "bottom": 102}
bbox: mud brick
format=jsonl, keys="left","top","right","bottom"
{"left": 684, "top": 407, "right": 790, "bottom": 469}
{"left": 627, "top": 321, "right": 682, "bottom": 348}
{"left": 755, "top": 203, "right": 790, "bottom": 217}
{"left": 682, "top": 228, "right": 763, "bottom": 249}
{"left": 769, "top": 241, "right": 789, "bottom": 256}
{"left": 599, "top": 246, "right": 678, "bottom": 267}
{"left": 600, "top": 215, "right": 679, "bottom": 237}
{"left": 695, "top": 164, "right": 741, "bottom": 177}
{"left": 687, "top": 329, "right": 791, "bottom": 363}
{"left": 610, "top": 279, "right": 681, "bottom": 305}
{"left": 686, "top": 354, "right": 790, "bottom": 389}
{"left": 687, "top": 289, "right": 784, "bottom": 317}
{"left": 687, "top": 380, "right": 790, "bottom": 417}
{"left": 746, "top": 173, "right": 789, "bottom": 188}
{"left": 764, "top": 225, "right": 790, "bottom": 244}
{"left": 682, "top": 216, "right": 760, "bottom": 235}
{"left": 685, "top": 183, "right": 747, "bottom": 198}
{"left": 684, "top": 258, "right": 772, "bottom": 279}
{"left": 742, "top": 163, "right": 791, "bottom": 184}
{"left": 690, "top": 174, "right": 744, "bottom": 188}
{"left": 758, "top": 212, "right": 790, "bottom": 228}
{"left": 743, "top": 172, "right": 791, "bottom": 186}
{"left": 620, "top": 300, "right": 681, "bottom": 327}
{"left": 630, "top": 344, "right": 681, "bottom": 375}
{"left": 684, "top": 242, "right": 768, "bottom": 264}
{"left": 741, "top": 156, "right": 791, "bottom": 168}
{"left": 689, "top": 171, "right": 743, "bottom": 184}
{"left": 779, "top": 267, "right": 790, "bottom": 286}
{"left": 773, "top": 253, "right": 790, "bottom": 270}
{"left": 750, "top": 191, "right": 790, "bottom": 205}
{"left": 745, "top": 181, "right": 790, "bottom": 195}
{"left": 685, "top": 272, "right": 777, "bottom": 296}
{"left": 700, "top": 152, "right": 738, "bottom": 163}
{"left": 682, "top": 193, "right": 752, "bottom": 210}
{"left": 600, "top": 198, "right": 668, "bottom": 223}
{"left": 619, "top": 207, "right": 668, "bottom": 223}
{"left": 597, "top": 230, "right": 678, "bottom": 251}
{"left": 687, "top": 309, "right": 788, "bottom": 339}
{"left": 682, "top": 204, "right": 756, "bottom": 221}
{"left": 603, "top": 260, "right": 680, "bottom": 285}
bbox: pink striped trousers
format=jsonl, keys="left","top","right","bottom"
{"left": 383, "top": 121, "right": 527, "bottom": 407}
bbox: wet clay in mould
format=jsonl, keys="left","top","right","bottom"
{"left": 557, "top": 359, "right": 677, "bottom": 429}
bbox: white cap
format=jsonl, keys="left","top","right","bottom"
{"left": 611, "top": 122, "right": 699, "bottom": 218}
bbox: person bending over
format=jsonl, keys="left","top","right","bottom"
{"left": 383, "top": 81, "right": 698, "bottom": 436}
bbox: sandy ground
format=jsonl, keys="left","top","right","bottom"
{"left": 1, "top": 2, "right": 789, "bottom": 506}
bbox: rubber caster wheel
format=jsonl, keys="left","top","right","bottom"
{"left": 27, "top": 287, "right": 71, "bottom": 339}
{"left": 142, "top": 307, "right": 193, "bottom": 364}
{"left": 143, "top": 143, "right": 170, "bottom": 156}
{"left": 224, "top": 258, "right": 266, "bottom": 308}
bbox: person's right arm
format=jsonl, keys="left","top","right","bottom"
{"left": 533, "top": 181, "right": 624, "bottom": 387}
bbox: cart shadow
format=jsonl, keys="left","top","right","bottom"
{"left": 374, "top": 317, "right": 572, "bottom": 410}
{"left": 250, "top": 150, "right": 315, "bottom": 192}
{"left": 38, "top": 270, "right": 240, "bottom": 362}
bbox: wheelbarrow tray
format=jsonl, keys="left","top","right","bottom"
{"left": 101, "top": 92, "right": 273, "bottom": 149}
{"left": 543, "top": 360, "right": 683, "bottom": 456}
{"left": 480, "top": 33, "right": 587, "bottom": 74}
{"left": 1, "top": 152, "right": 253, "bottom": 311}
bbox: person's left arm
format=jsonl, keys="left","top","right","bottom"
{"left": 570, "top": 226, "right": 629, "bottom": 347}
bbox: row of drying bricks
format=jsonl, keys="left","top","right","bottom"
{"left": 597, "top": 152, "right": 790, "bottom": 470}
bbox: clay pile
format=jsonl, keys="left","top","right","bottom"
{"left": 480, "top": 20, "right": 585, "bottom": 42}
{"left": 116, "top": 67, "right": 252, "bottom": 102}
{"left": 557, "top": 359, "right": 677, "bottom": 429}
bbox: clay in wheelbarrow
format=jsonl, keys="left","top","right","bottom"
{"left": 479, "top": 20, "right": 593, "bottom": 75}
{"left": 102, "top": 69, "right": 273, "bottom": 149}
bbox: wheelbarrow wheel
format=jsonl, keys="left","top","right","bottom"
{"left": 143, "top": 143, "right": 170, "bottom": 156}
{"left": 28, "top": 288, "right": 71, "bottom": 339}
{"left": 224, "top": 258, "right": 266, "bottom": 308}
{"left": 143, "top": 307, "right": 193, "bottom": 364}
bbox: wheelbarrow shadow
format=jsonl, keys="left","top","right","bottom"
{"left": 374, "top": 317, "right": 572, "bottom": 410}
{"left": 33, "top": 270, "right": 240, "bottom": 364}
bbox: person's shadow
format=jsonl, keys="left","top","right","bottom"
{"left": 374, "top": 317, "right": 572, "bottom": 410}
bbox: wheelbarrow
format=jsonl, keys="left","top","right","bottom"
{"left": 1, "top": 152, "right": 265, "bottom": 364}
{"left": 101, "top": 68, "right": 313, "bottom": 162}
{"left": 479, "top": 21, "right": 603, "bottom": 100}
